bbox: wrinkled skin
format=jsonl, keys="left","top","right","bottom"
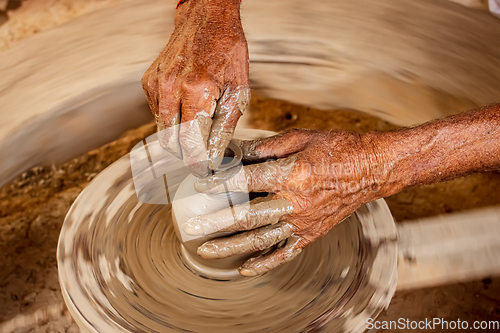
{"left": 142, "top": 0, "right": 500, "bottom": 276}
{"left": 190, "top": 129, "right": 395, "bottom": 276}
{"left": 188, "top": 104, "right": 500, "bottom": 276}
{"left": 141, "top": 0, "right": 249, "bottom": 175}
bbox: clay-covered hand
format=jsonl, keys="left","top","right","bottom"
{"left": 185, "top": 129, "right": 396, "bottom": 276}
{"left": 141, "top": 0, "right": 249, "bottom": 175}
{"left": 183, "top": 104, "right": 500, "bottom": 276}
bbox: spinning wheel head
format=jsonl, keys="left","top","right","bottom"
{"left": 57, "top": 129, "right": 398, "bottom": 333}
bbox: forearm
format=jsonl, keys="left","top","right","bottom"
{"left": 369, "top": 104, "right": 500, "bottom": 195}
{"left": 175, "top": 0, "right": 241, "bottom": 25}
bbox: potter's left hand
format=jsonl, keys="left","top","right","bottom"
{"left": 184, "top": 104, "right": 500, "bottom": 276}
{"left": 184, "top": 129, "right": 394, "bottom": 276}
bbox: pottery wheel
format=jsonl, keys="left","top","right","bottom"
{"left": 57, "top": 129, "right": 398, "bottom": 333}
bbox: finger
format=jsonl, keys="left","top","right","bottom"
{"left": 182, "top": 197, "right": 293, "bottom": 237}
{"left": 234, "top": 128, "right": 318, "bottom": 163}
{"left": 239, "top": 236, "right": 305, "bottom": 276}
{"left": 157, "top": 85, "right": 183, "bottom": 159}
{"left": 194, "top": 156, "right": 297, "bottom": 193}
{"left": 157, "top": 112, "right": 182, "bottom": 159}
{"left": 179, "top": 84, "right": 219, "bottom": 177}
{"left": 207, "top": 86, "right": 251, "bottom": 171}
{"left": 142, "top": 66, "right": 183, "bottom": 159}
{"left": 197, "top": 222, "right": 294, "bottom": 259}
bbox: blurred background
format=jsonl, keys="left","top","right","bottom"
{"left": 0, "top": 0, "right": 499, "bottom": 332}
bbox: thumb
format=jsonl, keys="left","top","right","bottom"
{"left": 235, "top": 128, "right": 319, "bottom": 163}
{"left": 207, "top": 86, "right": 250, "bottom": 171}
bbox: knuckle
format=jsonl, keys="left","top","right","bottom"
{"left": 253, "top": 236, "right": 267, "bottom": 251}
{"left": 181, "top": 79, "right": 215, "bottom": 96}
{"left": 238, "top": 212, "right": 254, "bottom": 230}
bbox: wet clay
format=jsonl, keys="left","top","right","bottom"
{"left": 172, "top": 173, "right": 254, "bottom": 278}
{"left": 207, "top": 87, "right": 251, "bottom": 170}
{"left": 198, "top": 222, "right": 294, "bottom": 260}
{"left": 183, "top": 197, "right": 293, "bottom": 237}
{"left": 58, "top": 129, "right": 398, "bottom": 333}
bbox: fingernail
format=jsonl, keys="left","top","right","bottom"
{"left": 194, "top": 178, "right": 215, "bottom": 193}
{"left": 197, "top": 243, "right": 219, "bottom": 259}
{"left": 183, "top": 219, "right": 205, "bottom": 236}
{"left": 239, "top": 257, "right": 261, "bottom": 276}
{"left": 238, "top": 267, "right": 258, "bottom": 277}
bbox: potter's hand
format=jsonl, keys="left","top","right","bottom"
{"left": 141, "top": 0, "right": 249, "bottom": 176}
{"left": 187, "top": 104, "right": 500, "bottom": 276}
{"left": 186, "top": 129, "right": 393, "bottom": 276}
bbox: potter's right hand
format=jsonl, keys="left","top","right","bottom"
{"left": 141, "top": 0, "right": 249, "bottom": 176}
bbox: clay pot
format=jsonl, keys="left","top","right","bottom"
{"left": 58, "top": 128, "right": 397, "bottom": 333}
